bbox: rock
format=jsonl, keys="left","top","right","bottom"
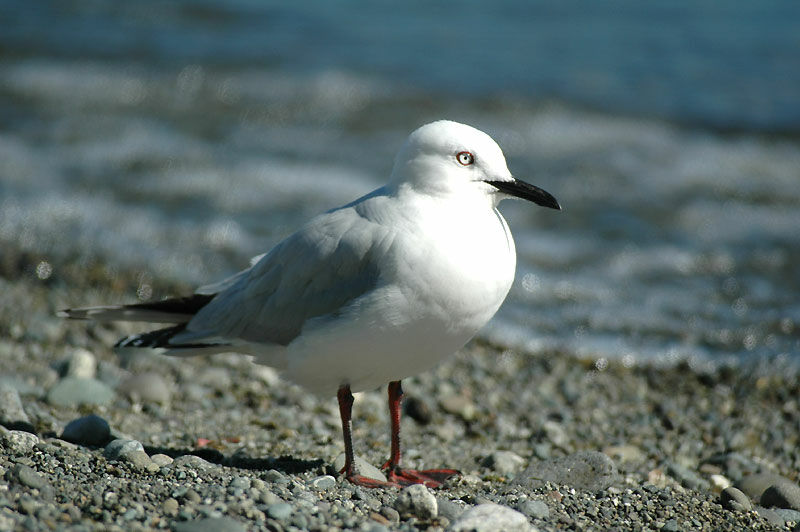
{"left": 1, "top": 430, "right": 38, "bottom": 454}
{"left": 65, "top": 348, "right": 96, "bottom": 379}
{"left": 761, "top": 480, "right": 800, "bottom": 511}
{"left": 11, "top": 464, "right": 48, "bottom": 490}
{"left": 602, "top": 444, "right": 645, "bottom": 464}
{"left": 172, "top": 454, "right": 216, "bottom": 470}
{"left": 447, "top": 503, "right": 531, "bottom": 532}
{"left": 542, "top": 420, "right": 569, "bottom": 448}
{"left": 517, "top": 499, "right": 549, "bottom": 520}
{"left": 333, "top": 453, "right": 387, "bottom": 483}
{"left": 661, "top": 518, "right": 680, "bottom": 532}
{"left": 394, "top": 484, "right": 438, "bottom": 520}
{"left": 151, "top": 453, "right": 174, "bottom": 467}
{"left": 61, "top": 414, "right": 111, "bottom": 446}
{"left": 436, "top": 498, "right": 465, "bottom": 522}
{"left": 737, "top": 473, "right": 790, "bottom": 501}
{"left": 439, "top": 393, "right": 477, "bottom": 421}
{"left": 755, "top": 507, "right": 789, "bottom": 527}
{"left": 482, "top": 450, "right": 526, "bottom": 475}
{"left": 266, "top": 502, "right": 293, "bottom": 521}
{"left": 47, "top": 377, "right": 114, "bottom": 406}
{"left": 710, "top": 474, "right": 732, "bottom": 492}
{"left": 666, "top": 461, "right": 709, "bottom": 491}
{"left": 125, "top": 450, "right": 160, "bottom": 472}
{"left": 162, "top": 498, "right": 179, "bottom": 516}
{"left": 0, "top": 381, "right": 32, "bottom": 431}
{"left": 514, "top": 451, "right": 618, "bottom": 492}
{"left": 104, "top": 438, "right": 145, "bottom": 460}
{"left": 172, "top": 517, "right": 246, "bottom": 532}
{"left": 772, "top": 508, "right": 800, "bottom": 525}
{"left": 380, "top": 506, "right": 400, "bottom": 523}
{"left": 404, "top": 396, "right": 433, "bottom": 425}
{"left": 311, "top": 475, "right": 337, "bottom": 490}
{"left": 118, "top": 372, "right": 171, "bottom": 404}
{"left": 263, "top": 469, "right": 289, "bottom": 484}
{"left": 720, "top": 487, "right": 753, "bottom": 512}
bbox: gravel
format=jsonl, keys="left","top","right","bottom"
{"left": 1, "top": 249, "right": 798, "bottom": 531}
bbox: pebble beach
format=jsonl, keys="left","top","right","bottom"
{"left": 2, "top": 248, "right": 799, "bottom": 531}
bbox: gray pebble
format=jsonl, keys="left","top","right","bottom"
{"left": 162, "top": 498, "right": 179, "bottom": 516}
{"left": 437, "top": 498, "right": 465, "bottom": 522}
{"left": 754, "top": 507, "right": 787, "bottom": 527}
{"left": 47, "top": 377, "right": 115, "bottom": 406}
{"left": 666, "top": 461, "right": 709, "bottom": 491}
{"left": 773, "top": 508, "right": 800, "bottom": 525}
{"left": 124, "top": 450, "right": 159, "bottom": 472}
{"left": 720, "top": 486, "right": 753, "bottom": 512}
{"left": 661, "top": 518, "right": 680, "bottom": 532}
{"left": 118, "top": 372, "right": 171, "bottom": 404}
{"left": 12, "top": 464, "right": 48, "bottom": 490}
{"left": 263, "top": 469, "right": 289, "bottom": 484}
{"left": 65, "top": 348, "right": 96, "bottom": 379}
{"left": 482, "top": 450, "right": 526, "bottom": 475}
{"left": 61, "top": 414, "right": 111, "bottom": 446}
{"left": 333, "top": 453, "right": 387, "bottom": 483}
{"left": 104, "top": 438, "right": 144, "bottom": 460}
{"left": 380, "top": 506, "right": 400, "bottom": 523}
{"left": 172, "top": 454, "right": 215, "bottom": 470}
{"left": 395, "top": 484, "right": 438, "bottom": 519}
{"left": 447, "top": 503, "right": 531, "bottom": 532}
{"left": 761, "top": 480, "right": 800, "bottom": 511}
{"left": 151, "top": 453, "right": 173, "bottom": 467}
{"left": 542, "top": 419, "right": 569, "bottom": 448}
{"left": 266, "top": 502, "right": 293, "bottom": 521}
{"left": 311, "top": 475, "right": 337, "bottom": 491}
{"left": 0, "top": 381, "right": 30, "bottom": 427}
{"left": 439, "top": 393, "right": 477, "bottom": 421}
{"left": 514, "top": 451, "right": 618, "bottom": 492}
{"left": 736, "top": 473, "right": 789, "bottom": 501}
{"left": 229, "top": 475, "right": 251, "bottom": 490}
{"left": 517, "top": 499, "right": 549, "bottom": 520}
{"left": 172, "top": 516, "right": 246, "bottom": 532}
{"left": 1, "top": 430, "right": 38, "bottom": 454}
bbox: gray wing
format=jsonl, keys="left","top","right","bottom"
{"left": 171, "top": 206, "right": 394, "bottom": 347}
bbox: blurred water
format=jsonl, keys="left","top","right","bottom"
{"left": 1, "top": 1, "right": 799, "bottom": 371}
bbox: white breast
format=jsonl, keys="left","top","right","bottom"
{"left": 282, "top": 190, "right": 517, "bottom": 396}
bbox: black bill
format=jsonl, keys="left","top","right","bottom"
{"left": 486, "top": 178, "right": 561, "bottom": 210}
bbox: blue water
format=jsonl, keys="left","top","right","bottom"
{"left": 1, "top": 1, "right": 799, "bottom": 371}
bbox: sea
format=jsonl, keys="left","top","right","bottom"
{"left": 1, "top": 0, "right": 799, "bottom": 372}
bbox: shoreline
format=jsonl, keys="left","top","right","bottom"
{"left": 1, "top": 252, "right": 798, "bottom": 531}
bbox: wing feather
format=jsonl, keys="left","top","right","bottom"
{"left": 172, "top": 206, "right": 394, "bottom": 347}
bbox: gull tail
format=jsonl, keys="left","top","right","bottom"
{"left": 59, "top": 293, "right": 231, "bottom": 357}
{"left": 58, "top": 294, "right": 215, "bottom": 323}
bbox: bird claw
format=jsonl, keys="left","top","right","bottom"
{"left": 384, "top": 467, "right": 460, "bottom": 488}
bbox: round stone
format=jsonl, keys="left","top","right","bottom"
{"left": 310, "top": 475, "right": 337, "bottom": 491}
{"left": 61, "top": 414, "right": 111, "bottom": 446}
{"left": 394, "top": 484, "right": 438, "bottom": 520}
{"left": 1, "top": 430, "right": 39, "bottom": 454}
{"left": 65, "top": 348, "right": 96, "bottom": 379}
{"left": 720, "top": 487, "right": 753, "bottom": 512}
{"left": 448, "top": 503, "right": 530, "bottom": 532}
{"left": 761, "top": 481, "right": 800, "bottom": 511}
{"left": 482, "top": 450, "right": 526, "bottom": 475}
{"left": 104, "top": 438, "right": 145, "bottom": 460}
{"left": 266, "top": 502, "right": 293, "bottom": 521}
{"left": 47, "top": 377, "right": 114, "bottom": 407}
{"left": 517, "top": 499, "right": 549, "bottom": 520}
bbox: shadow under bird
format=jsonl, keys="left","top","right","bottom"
{"left": 61, "top": 120, "right": 560, "bottom": 488}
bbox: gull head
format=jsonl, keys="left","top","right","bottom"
{"left": 391, "top": 120, "right": 560, "bottom": 210}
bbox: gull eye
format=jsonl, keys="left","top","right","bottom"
{"left": 456, "top": 151, "right": 474, "bottom": 166}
